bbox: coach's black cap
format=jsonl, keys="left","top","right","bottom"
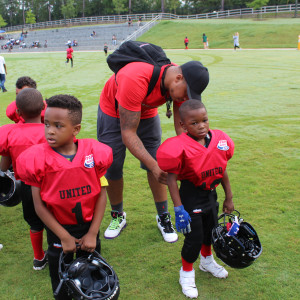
{"left": 181, "top": 61, "right": 209, "bottom": 101}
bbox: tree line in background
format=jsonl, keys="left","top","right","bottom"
{"left": 0, "top": 0, "right": 295, "bottom": 27}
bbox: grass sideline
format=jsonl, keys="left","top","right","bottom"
{"left": 0, "top": 49, "right": 299, "bottom": 299}
{"left": 140, "top": 18, "right": 300, "bottom": 49}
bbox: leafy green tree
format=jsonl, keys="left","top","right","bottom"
{"left": 0, "top": 14, "right": 7, "bottom": 27}
{"left": 61, "top": 0, "right": 76, "bottom": 19}
{"left": 166, "top": 0, "right": 181, "bottom": 13}
{"left": 26, "top": 9, "right": 36, "bottom": 24}
{"left": 247, "top": 0, "right": 269, "bottom": 9}
{"left": 112, "top": 0, "right": 127, "bottom": 14}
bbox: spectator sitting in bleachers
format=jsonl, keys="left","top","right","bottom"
{"left": 71, "top": 40, "right": 78, "bottom": 47}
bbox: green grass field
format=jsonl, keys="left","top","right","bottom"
{"left": 0, "top": 46, "right": 299, "bottom": 300}
{"left": 142, "top": 19, "right": 300, "bottom": 49}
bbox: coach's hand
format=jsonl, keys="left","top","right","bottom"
{"left": 174, "top": 205, "right": 191, "bottom": 234}
{"left": 152, "top": 165, "right": 168, "bottom": 185}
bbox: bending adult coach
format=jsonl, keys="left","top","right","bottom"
{"left": 97, "top": 59, "right": 209, "bottom": 243}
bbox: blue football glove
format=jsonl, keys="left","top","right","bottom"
{"left": 174, "top": 205, "right": 191, "bottom": 234}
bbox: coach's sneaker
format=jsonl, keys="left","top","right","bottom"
{"left": 199, "top": 254, "right": 228, "bottom": 278}
{"left": 33, "top": 251, "right": 48, "bottom": 271}
{"left": 156, "top": 213, "right": 178, "bottom": 243}
{"left": 104, "top": 211, "right": 127, "bottom": 239}
{"left": 179, "top": 268, "right": 198, "bottom": 299}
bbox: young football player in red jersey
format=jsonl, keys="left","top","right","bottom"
{"left": 16, "top": 95, "right": 113, "bottom": 300}
{"left": 65, "top": 45, "right": 74, "bottom": 67}
{"left": 0, "top": 88, "right": 47, "bottom": 270}
{"left": 157, "top": 100, "right": 235, "bottom": 299}
{"left": 6, "top": 76, "right": 47, "bottom": 123}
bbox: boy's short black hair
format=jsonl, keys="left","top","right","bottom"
{"left": 179, "top": 100, "right": 206, "bottom": 120}
{"left": 16, "top": 88, "right": 44, "bottom": 118}
{"left": 16, "top": 76, "right": 37, "bottom": 89}
{"left": 46, "top": 94, "right": 82, "bottom": 125}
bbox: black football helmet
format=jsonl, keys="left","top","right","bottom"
{"left": 55, "top": 251, "right": 120, "bottom": 300}
{"left": 212, "top": 210, "right": 262, "bottom": 269}
{"left": 0, "top": 170, "right": 22, "bottom": 207}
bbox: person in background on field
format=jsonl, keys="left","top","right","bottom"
{"left": 65, "top": 45, "right": 74, "bottom": 68}
{"left": 157, "top": 100, "right": 234, "bottom": 299}
{"left": 104, "top": 43, "right": 108, "bottom": 56}
{"left": 138, "top": 16, "right": 142, "bottom": 27}
{"left": 16, "top": 95, "right": 113, "bottom": 300}
{"left": 184, "top": 36, "right": 189, "bottom": 50}
{"left": 233, "top": 32, "right": 240, "bottom": 50}
{"left": 0, "top": 55, "right": 7, "bottom": 92}
{"left": 6, "top": 76, "right": 47, "bottom": 123}
{"left": 202, "top": 33, "right": 208, "bottom": 49}
{"left": 128, "top": 17, "right": 132, "bottom": 27}
{"left": 112, "top": 34, "right": 117, "bottom": 46}
{"left": 0, "top": 88, "right": 48, "bottom": 271}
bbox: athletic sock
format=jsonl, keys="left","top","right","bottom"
{"left": 30, "top": 229, "right": 45, "bottom": 260}
{"left": 182, "top": 257, "right": 193, "bottom": 272}
{"left": 155, "top": 200, "right": 168, "bottom": 216}
{"left": 200, "top": 244, "right": 212, "bottom": 258}
{"left": 111, "top": 202, "right": 123, "bottom": 214}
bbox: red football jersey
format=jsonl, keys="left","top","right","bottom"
{"left": 0, "top": 123, "right": 46, "bottom": 179}
{"left": 16, "top": 139, "right": 113, "bottom": 225}
{"left": 100, "top": 62, "right": 179, "bottom": 119}
{"left": 6, "top": 100, "right": 47, "bottom": 123}
{"left": 157, "top": 130, "right": 234, "bottom": 190}
{"left": 66, "top": 47, "right": 73, "bottom": 59}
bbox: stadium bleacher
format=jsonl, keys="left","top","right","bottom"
{"left": 1, "top": 22, "right": 142, "bottom": 52}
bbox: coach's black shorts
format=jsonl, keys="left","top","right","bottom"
{"left": 97, "top": 105, "right": 162, "bottom": 180}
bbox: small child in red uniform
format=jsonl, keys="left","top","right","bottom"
{"left": 0, "top": 88, "right": 47, "bottom": 270}
{"left": 17, "top": 94, "right": 113, "bottom": 300}
{"left": 6, "top": 76, "right": 47, "bottom": 123}
{"left": 65, "top": 45, "right": 74, "bottom": 67}
{"left": 184, "top": 36, "right": 189, "bottom": 49}
{"left": 157, "top": 100, "right": 235, "bottom": 299}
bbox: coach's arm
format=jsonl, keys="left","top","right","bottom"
{"left": 119, "top": 104, "right": 167, "bottom": 184}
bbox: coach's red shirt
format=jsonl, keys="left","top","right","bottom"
{"left": 100, "top": 62, "right": 178, "bottom": 119}
{"left": 6, "top": 100, "right": 47, "bottom": 123}
{"left": 0, "top": 123, "right": 46, "bottom": 179}
{"left": 17, "top": 139, "right": 113, "bottom": 225}
{"left": 157, "top": 130, "right": 234, "bottom": 190}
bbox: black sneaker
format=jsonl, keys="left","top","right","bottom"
{"left": 156, "top": 213, "right": 178, "bottom": 243}
{"left": 33, "top": 251, "right": 48, "bottom": 270}
{"left": 2, "top": 88, "right": 7, "bottom": 92}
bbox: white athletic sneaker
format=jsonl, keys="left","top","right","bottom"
{"left": 179, "top": 268, "right": 198, "bottom": 299}
{"left": 156, "top": 213, "right": 178, "bottom": 243}
{"left": 0, "top": 244, "right": 3, "bottom": 250}
{"left": 199, "top": 254, "right": 228, "bottom": 278}
{"left": 104, "top": 211, "right": 127, "bottom": 239}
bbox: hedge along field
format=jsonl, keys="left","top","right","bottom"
{"left": 141, "top": 18, "right": 300, "bottom": 49}
{"left": 0, "top": 48, "right": 299, "bottom": 300}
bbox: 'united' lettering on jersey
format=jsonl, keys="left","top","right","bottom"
{"left": 59, "top": 185, "right": 92, "bottom": 199}
{"left": 16, "top": 139, "right": 113, "bottom": 225}
{"left": 157, "top": 130, "right": 234, "bottom": 190}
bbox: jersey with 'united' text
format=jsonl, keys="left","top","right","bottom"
{"left": 16, "top": 139, "right": 113, "bottom": 225}
{"left": 157, "top": 130, "right": 234, "bottom": 190}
